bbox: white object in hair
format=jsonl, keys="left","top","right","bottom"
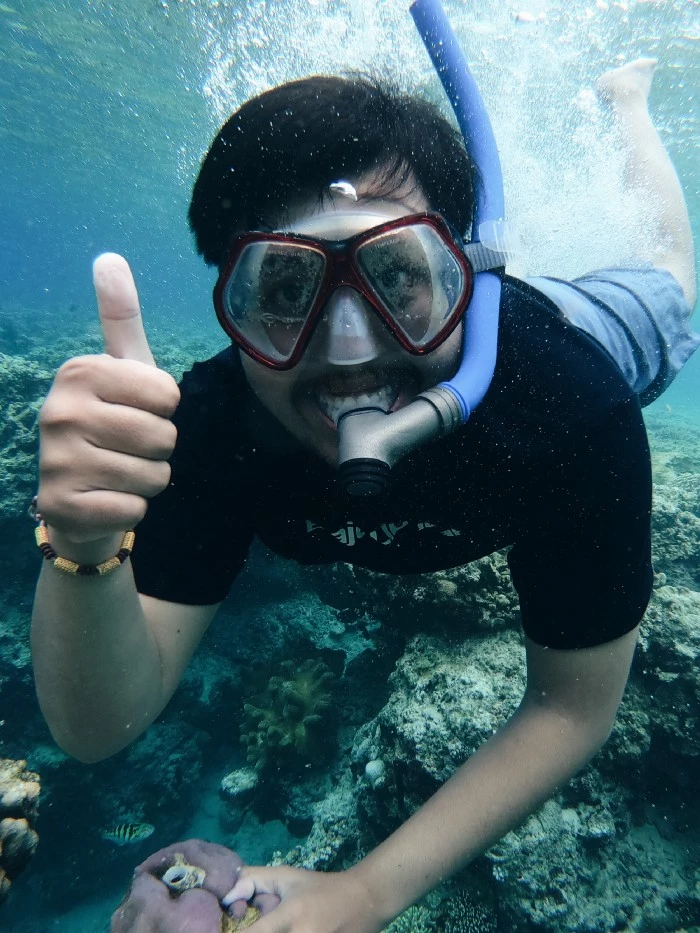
{"left": 329, "top": 180, "right": 358, "bottom": 201}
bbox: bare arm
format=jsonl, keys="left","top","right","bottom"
{"left": 32, "top": 536, "right": 218, "bottom": 762}
{"left": 31, "top": 253, "right": 219, "bottom": 763}
{"left": 349, "top": 625, "right": 639, "bottom": 926}
{"left": 227, "top": 627, "right": 640, "bottom": 932}
{"left": 598, "top": 58, "right": 696, "bottom": 308}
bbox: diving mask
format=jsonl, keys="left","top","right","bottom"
{"left": 213, "top": 211, "right": 474, "bottom": 370}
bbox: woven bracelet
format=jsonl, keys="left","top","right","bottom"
{"left": 35, "top": 521, "right": 135, "bottom": 577}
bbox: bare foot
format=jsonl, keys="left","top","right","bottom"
{"left": 596, "top": 57, "right": 657, "bottom": 107}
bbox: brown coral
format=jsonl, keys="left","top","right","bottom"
{"left": 0, "top": 759, "right": 40, "bottom": 905}
{"left": 240, "top": 658, "right": 335, "bottom": 773}
{"left": 221, "top": 906, "right": 261, "bottom": 930}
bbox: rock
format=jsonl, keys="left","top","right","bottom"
{"left": 220, "top": 768, "right": 259, "bottom": 803}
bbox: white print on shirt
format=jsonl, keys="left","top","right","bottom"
{"left": 304, "top": 519, "right": 461, "bottom": 547}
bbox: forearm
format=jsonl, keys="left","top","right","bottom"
{"left": 31, "top": 530, "right": 165, "bottom": 762}
{"left": 350, "top": 698, "right": 609, "bottom": 925}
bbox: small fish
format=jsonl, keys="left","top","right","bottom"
{"left": 329, "top": 180, "right": 358, "bottom": 201}
{"left": 101, "top": 822, "right": 154, "bottom": 846}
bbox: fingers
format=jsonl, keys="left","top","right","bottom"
{"left": 38, "top": 437, "right": 172, "bottom": 536}
{"left": 36, "top": 256, "right": 178, "bottom": 545}
{"left": 222, "top": 876, "right": 257, "bottom": 906}
{"left": 42, "top": 382, "right": 177, "bottom": 459}
{"left": 224, "top": 865, "right": 292, "bottom": 899}
{"left": 222, "top": 866, "right": 287, "bottom": 912}
{"left": 37, "top": 353, "right": 180, "bottom": 543}
{"left": 93, "top": 253, "right": 156, "bottom": 366}
{"left": 53, "top": 354, "right": 180, "bottom": 419}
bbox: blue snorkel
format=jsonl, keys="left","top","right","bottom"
{"left": 337, "top": 0, "right": 507, "bottom": 496}
{"left": 411, "top": 0, "right": 504, "bottom": 421}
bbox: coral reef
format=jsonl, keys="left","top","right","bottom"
{"left": 0, "top": 601, "right": 33, "bottom": 696}
{"left": 636, "top": 584, "right": 700, "bottom": 763}
{"left": 0, "top": 354, "right": 53, "bottom": 520}
{"left": 443, "top": 891, "right": 497, "bottom": 933}
{"left": 123, "top": 722, "right": 209, "bottom": 801}
{"left": 648, "top": 413, "right": 700, "bottom": 588}
{"left": 0, "top": 721, "right": 211, "bottom": 913}
{"left": 0, "top": 759, "right": 40, "bottom": 905}
{"left": 352, "top": 630, "right": 525, "bottom": 834}
{"left": 383, "top": 905, "right": 436, "bottom": 932}
{"left": 343, "top": 576, "right": 700, "bottom": 931}
{"left": 306, "top": 549, "right": 520, "bottom": 639}
{"left": 380, "top": 890, "right": 497, "bottom": 932}
{"left": 3, "top": 338, "right": 700, "bottom": 931}
{"left": 280, "top": 772, "right": 364, "bottom": 871}
{"left": 240, "top": 658, "right": 335, "bottom": 773}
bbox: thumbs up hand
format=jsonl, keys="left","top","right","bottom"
{"left": 37, "top": 254, "right": 181, "bottom": 547}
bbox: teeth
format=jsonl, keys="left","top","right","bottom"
{"left": 316, "top": 386, "right": 398, "bottom": 424}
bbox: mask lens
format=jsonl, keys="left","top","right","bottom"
{"left": 222, "top": 241, "right": 325, "bottom": 363}
{"left": 356, "top": 222, "right": 466, "bottom": 347}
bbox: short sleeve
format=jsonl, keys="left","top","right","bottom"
{"left": 507, "top": 396, "right": 653, "bottom": 649}
{"left": 131, "top": 355, "right": 254, "bottom": 605}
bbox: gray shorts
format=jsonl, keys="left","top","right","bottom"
{"left": 526, "top": 266, "right": 699, "bottom": 406}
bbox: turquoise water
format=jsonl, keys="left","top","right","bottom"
{"left": 1, "top": 1, "right": 699, "bottom": 930}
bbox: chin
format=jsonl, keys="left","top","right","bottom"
{"left": 289, "top": 399, "right": 339, "bottom": 463}
{"left": 304, "top": 426, "right": 340, "bottom": 466}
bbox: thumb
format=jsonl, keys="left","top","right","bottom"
{"left": 221, "top": 866, "right": 285, "bottom": 913}
{"left": 93, "top": 252, "right": 156, "bottom": 366}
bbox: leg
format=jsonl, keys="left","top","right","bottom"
{"left": 596, "top": 59, "right": 696, "bottom": 309}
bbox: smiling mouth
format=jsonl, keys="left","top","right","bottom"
{"left": 315, "top": 385, "right": 401, "bottom": 424}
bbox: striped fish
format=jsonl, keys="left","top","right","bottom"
{"left": 101, "top": 822, "right": 154, "bottom": 846}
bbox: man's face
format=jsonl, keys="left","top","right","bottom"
{"left": 239, "top": 175, "right": 463, "bottom": 465}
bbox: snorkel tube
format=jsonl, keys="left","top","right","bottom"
{"left": 337, "top": 0, "right": 505, "bottom": 496}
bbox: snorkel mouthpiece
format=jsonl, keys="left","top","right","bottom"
{"left": 337, "top": 0, "right": 506, "bottom": 496}
{"left": 337, "top": 388, "right": 463, "bottom": 495}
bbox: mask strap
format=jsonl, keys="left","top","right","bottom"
{"left": 463, "top": 221, "right": 521, "bottom": 272}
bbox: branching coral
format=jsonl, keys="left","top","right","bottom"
{"left": 240, "top": 659, "right": 335, "bottom": 773}
{"left": 382, "top": 905, "right": 436, "bottom": 932}
{"left": 443, "top": 892, "right": 497, "bottom": 933}
{"left": 380, "top": 891, "right": 496, "bottom": 933}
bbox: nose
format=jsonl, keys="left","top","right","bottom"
{"left": 312, "top": 286, "right": 384, "bottom": 366}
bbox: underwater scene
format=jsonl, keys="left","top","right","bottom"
{"left": 1, "top": 0, "right": 699, "bottom": 930}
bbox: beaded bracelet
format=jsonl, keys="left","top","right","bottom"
{"left": 35, "top": 521, "right": 135, "bottom": 577}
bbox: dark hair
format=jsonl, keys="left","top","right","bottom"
{"left": 188, "top": 75, "right": 476, "bottom": 268}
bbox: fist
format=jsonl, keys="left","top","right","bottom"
{"left": 37, "top": 254, "right": 180, "bottom": 545}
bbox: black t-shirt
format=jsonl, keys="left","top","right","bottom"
{"left": 133, "top": 277, "right": 653, "bottom": 650}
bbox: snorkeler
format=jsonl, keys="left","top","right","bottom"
{"left": 31, "top": 0, "right": 696, "bottom": 927}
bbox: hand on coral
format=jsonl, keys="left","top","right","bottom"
{"left": 222, "top": 865, "right": 387, "bottom": 933}
{"left": 110, "top": 839, "right": 280, "bottom": 932}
